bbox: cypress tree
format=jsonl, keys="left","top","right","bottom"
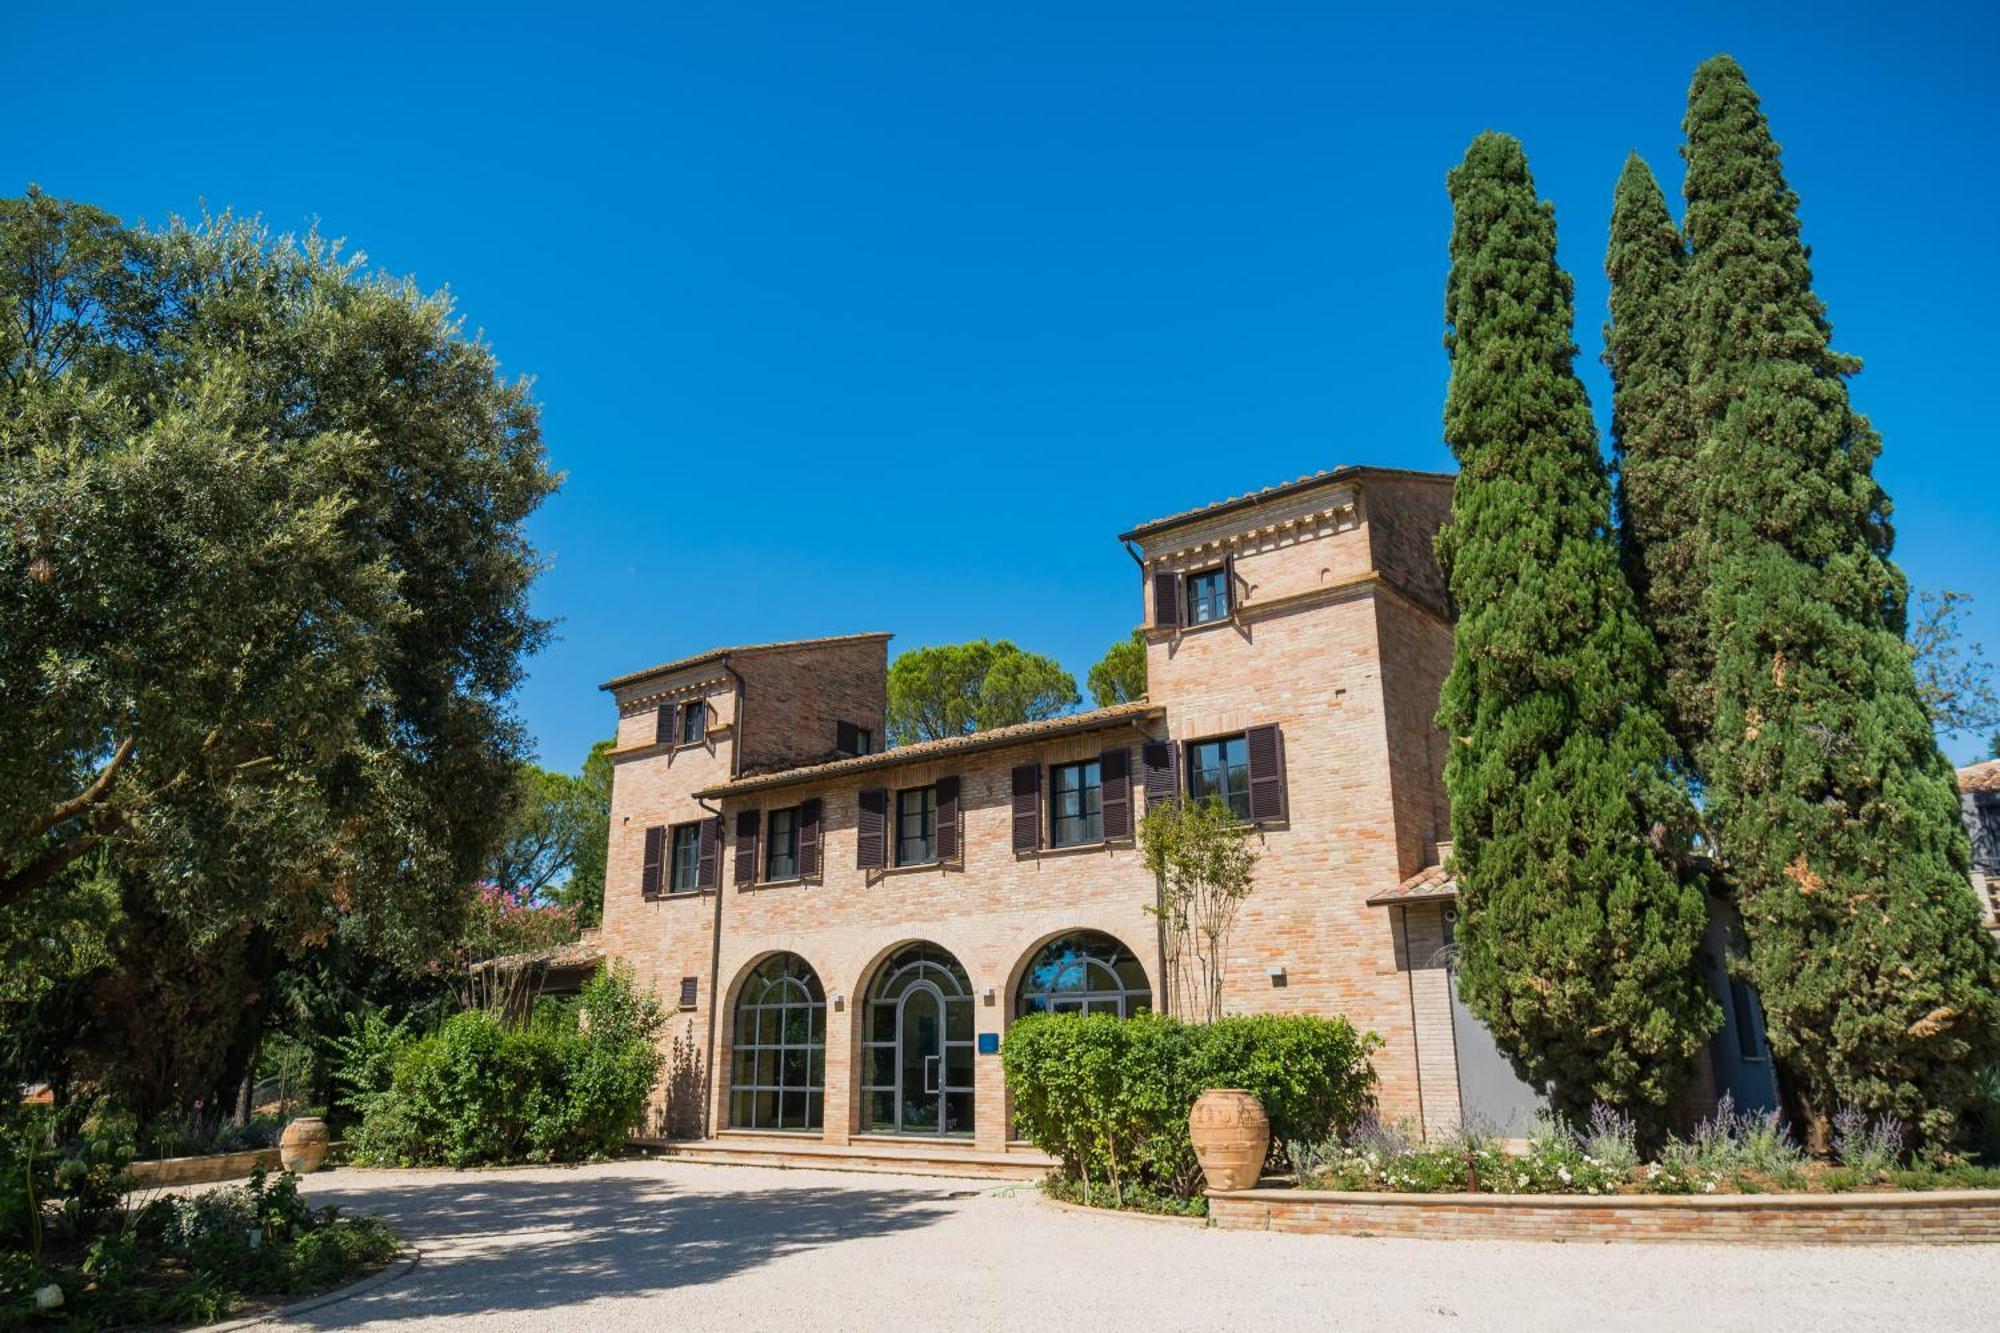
{"left": 1682, "top": 56, "right": 2000, "bottom": 1146}
{"left": 1604, "top": 153, "right": 1708, "bottom": 752}
{"left": 1437, "top": 133, "right": 1718, "bottom": 1132}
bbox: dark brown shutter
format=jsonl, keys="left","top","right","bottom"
{"left": 1152, "top": 571, "right": 1181, "bottom": 629}
{"left": 1142, "top": 740, "right": 1180, "bottom": 808}
{"left": 1100, "top": 747, "right": 1132, "bottom": 840}
{"left": 641, "top": 825, "right": 665, "bottom": 899}
{"left": 934, "top": 776, "right": 961, "bottom": 860}
{"left": 1246, "top": 724, "right": 1286, "bottom": 823}
{"left": 798, "top": 797, "right": 822, "bottom": 876}
{"left": 857, "top": 787, "right": 888, "bottom": 869}
{"left": 734, "top": 810, "right": 760, "bottom": 886}
{"left": 679, "top": 976, "right": 699, "bottom": 1009}
{"left": 1011, "top": 763, "right": 1041, "bottom": 854}
{"left": 655, "top": 704, "right": 676, "bottom": 745}
{"left": 696, "top": 816, "right": 719, "bottom": 889}
{"left": 836, "top": 720, "right": 859, "bottom": 754}
{"left": 1222, "top": 552, "right": 1238, "bottom": 616}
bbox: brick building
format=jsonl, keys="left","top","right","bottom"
{"left": 597, "top": 465, "right": 1525, "bottom": 1157}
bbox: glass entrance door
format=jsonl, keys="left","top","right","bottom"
{"left": 897, "top": 984, "right": 944, "bottom": 1132}
{"left": 863, "top": 942, "right": 976, "bottom": 1136}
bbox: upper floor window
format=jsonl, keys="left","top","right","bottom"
{"left": 836, "top": 720, "right": 876, "bottom": 756}
{"left": 1187, "top": 734, "right": 1251, "bottom": 821}
{"left": 765, "top": 806, "right": 799, "bottom": 880}
{"left": 669, "top": 822, "right": 702, "bottom": 892}
{"left": 680, "top": 700, "right": 707, "bottom": 745}
{"left": 1050, "top": 759, "right": 1103, "bottom": 847}
{"left": 896, "top": 786, "right": 936, "bottom": 866}
{"left": 1185, "top": 567, "right": 1230, "bottom": 626}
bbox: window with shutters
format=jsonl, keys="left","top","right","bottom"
{"left": 680, "top": 976, "right": 699, "bottom": 1009}
{"left": 1049, "top": 760, "right": 1102, "bottom": 847}
{"left": 1185, "top": 566, "right": 1230, "bottom": 625}
{"left": 836, "top": 720, "right": 876, "bottom": 756}
{"left": 896, "top": 786, "right": 937, "bottom": 866}
{"left": 668, "top": 822, "right": 702, "bottom": 892}
{"left": 1187, "top": 734, "right": 1251, "bottom": 821}
{"left": 680, "top": 699, "right": 706, "bottom": 745}
{"left": 764, "top": 806, "right": 800, "bottom": 880}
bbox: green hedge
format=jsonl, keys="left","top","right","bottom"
{"left": 1001, "top": 1012, "right": 1378, "bottom": 1203}
{"left": 348, "top": 964, "right": 665, "bottom": 1167}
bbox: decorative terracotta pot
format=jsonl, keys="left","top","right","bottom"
{"left": 279, "top": 1116, "right": 331, "bottom": 1175}
{"left": 1189, "top": 1088, "right": 1270, "bottom": 1192}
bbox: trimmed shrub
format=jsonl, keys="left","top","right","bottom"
{"left": 348, "top": 963, "right": 664, "bottom": 1166}
{"left": 1001, "top": 1012, "right": 1377, "bottom": 1203}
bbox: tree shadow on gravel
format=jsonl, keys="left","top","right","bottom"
{"left": 286, "top": 1169, "right": 959, "bottom": 1326}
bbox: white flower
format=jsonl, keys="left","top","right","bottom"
{"left": 1557, "top": 1165, "right": 1572, "bottom": 1184}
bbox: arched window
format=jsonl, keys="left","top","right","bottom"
{"left": 862, "top": 943, "right": 974, "bottom": 1135}
{"left": 730, "top": 953, "right": 826, "bottom": 1131}
{"left": 1016, "top": 931, "right": 1152, "bottom": 1018}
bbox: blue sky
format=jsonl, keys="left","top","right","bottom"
{"left": 7, "top": 2, "right": 1996, "bottom": 767}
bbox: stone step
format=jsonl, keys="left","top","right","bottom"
{"left": 638, "top": 1132, "right": 1054, "bottom": 1181}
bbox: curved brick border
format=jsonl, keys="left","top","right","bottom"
{"left": 1209, "top": 1187, "right": 2000, "bottom": 1244}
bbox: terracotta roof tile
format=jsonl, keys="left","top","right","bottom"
{"left": 599, "top": 632, "right": 891, "bottom": 692}
{"left": 1367, "top": 849, "right": 1459, "bottom": 906}
{"left": 1118, "top": 465, "right": 1453, "bottom": 543}
{"left": 1961, "top": 759, "right": 2000, "bottom": 794}
{"left": 698, "top": 702, "right": 1164, "bottom": 798}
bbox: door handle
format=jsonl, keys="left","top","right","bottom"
{"left": 924, "top": 1054, "right": 940, "bottom": 1095}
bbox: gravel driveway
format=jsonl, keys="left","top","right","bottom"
{"left": 275, "top": 1160, "right": 1998, "bottom": 1332}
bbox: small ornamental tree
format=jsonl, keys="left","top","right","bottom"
{"left": 1139, "top": 797, "right": 1257, "bottom": 1023}
{"left": 1681, "top": 56, "right": 2000, "bottom": 1147}
{"left": 1437, "top": 132, "right": 1717, "bottom": 1133}
{"left": 1604, "top": 152, "right": 1708, "bottom": 753}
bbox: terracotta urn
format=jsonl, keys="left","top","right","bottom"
{"left": 1189, "top": 1088, "right": 1270, "bottom": 1192}
{"left": 279, "top": 1116, "right": 331, "bottom": 1175}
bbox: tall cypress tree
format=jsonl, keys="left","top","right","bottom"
{"left": 1604, "top": 153, "right": 1707, "bottom": 753}
{"left": 1682, "top": 56, "right": 2000, "bottom": 1146}
{"left": 1438, "top": 132, "right": 1717, "bottom": 1132}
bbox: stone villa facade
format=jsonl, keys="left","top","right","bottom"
{"left": 597, "top": 464, "right": 1494, "bottom": 1154}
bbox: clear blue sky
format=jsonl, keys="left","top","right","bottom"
{"left": 7, "top": 2, "right": 1996, "bottom": 768}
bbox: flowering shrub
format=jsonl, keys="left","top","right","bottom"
{"left": 1832, "top": 1106, "right": 1904, "bottom": 1175}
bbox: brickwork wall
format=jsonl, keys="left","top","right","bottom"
{"left": 1208, "top": 1188, "right": 2000, "bottom": 1244}
{"left": 737, "top": 637, "right": 888, "bottom": 772}
{"left": 1398, "top": 902, "right": 1462, "bottom": 1138}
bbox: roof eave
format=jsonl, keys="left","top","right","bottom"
{"left": 696, "top": 705, "right": 1165, "bottom": 800}
{"left": 1117, "top": 465, "right": 1454, "bottom": 545}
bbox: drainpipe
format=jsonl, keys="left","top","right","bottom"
{"left": 695, "top": 654, "right": 744, "bottom": 1142}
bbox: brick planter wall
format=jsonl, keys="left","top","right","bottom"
{"left": 128, "top": 1147, "right": 282, "bottom": 1189}
{"left": 1208, "top": 1187, "right": 2000, "bottom": 1244}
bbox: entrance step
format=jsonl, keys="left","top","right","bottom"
{"left": 637, "top": 1132, "right": 1054, "bottom": 1181}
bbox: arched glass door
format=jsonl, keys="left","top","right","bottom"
{"left": 863, "top": 943, "right": 973, "bottom": 1135}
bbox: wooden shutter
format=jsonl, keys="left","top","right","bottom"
{"left": 1222, "top": 552, "right": 1237, "bottom": 616}
{"left": 655, "top": 704, "right": 676, "bottom": 745}
{"left": 1246, "top": 724, "right": 1287, "bottom": 823}
{"left": 1142, "top": 740, "right": 1180, "bottom": 809}
{"left": 1099, "top": 747, "right": 1132, "bottom": 840}
{"left": 1152, "top": 571, "right": 1181, "bottom": 629}
{"left": 696, "top": 816, "right": 719, "bottom": 889}
{"left": 836, "top": 720, "right": 859, "bottom": 754}
{"left": 679, "top": 976, "right": 699, "bottom": 1009}
{"left": 934, "top": 776, "right": 961, "bottom": 860}
{"left": 641, "top": 825, "right": 666, "bottom": 899}
{"left": 734, "top": 810, "right": 760, "bottom": 886}
{"left": 798, "top": 798, "right": 822, "bottom": 877}
{"left": 1011, "top": 763, "right": 1041, "bottom": 854}
{"left": 857, "top": 787, "right": 888, "bottom": 869}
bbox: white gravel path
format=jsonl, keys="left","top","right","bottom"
{"left": 274, "top": 1160, "right": 1999, "bottom": 1332}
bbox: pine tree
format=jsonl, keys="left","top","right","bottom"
{"left": 1437, "top": 132, "right": 1718, "bottom": 1132}
{"left": 1604, "top": 153, "right": 1708, "bottom": 752}
{"left": 1682, "top": 55, "right": 2000, "bottom": 1147}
